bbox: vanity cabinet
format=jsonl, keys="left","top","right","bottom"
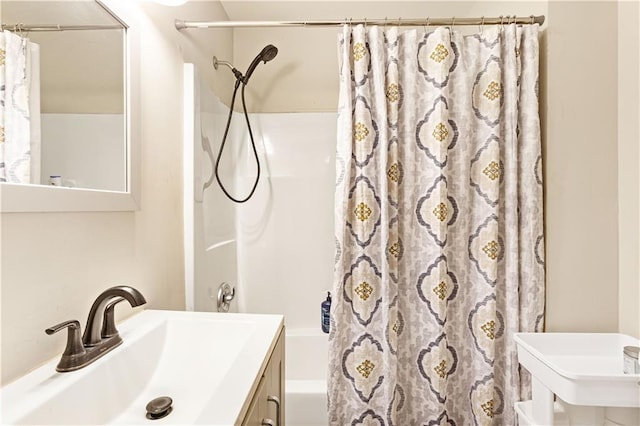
{"left": 242, "top": 326, "right": 285, "bottom": 426}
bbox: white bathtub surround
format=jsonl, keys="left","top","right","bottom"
{"left": 285, "top": 329, "right": 329, "bottom": 425}
{"left": 184, "top": 67, "right": 336, "bottom": 317}
{"left": 235, "top": 112, "right": 336, "bottom": 328}
{"left": 184, "top": 64, "right": 239, "bottom": 313}
{"left": 329, "top": 24, "right": 544, "bottom": 424}
{"left": 40, "top": 114, "right": 124, "bottom": 190}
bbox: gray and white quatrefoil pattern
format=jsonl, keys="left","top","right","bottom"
{"left": 329, "top": 23, "right": 544, "bottom": 426}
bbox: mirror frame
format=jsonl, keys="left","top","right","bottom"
{"left": 0, "top": 0, "right": 141, "bottom": 212}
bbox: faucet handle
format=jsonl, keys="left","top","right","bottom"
{"left": 46, "top": 320, "right": 86, "bottom": 358}
{"left": 101, "top": 297, "right": 125, "bottom": 338}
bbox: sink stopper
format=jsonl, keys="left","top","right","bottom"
{"left": 146, "top": 396, "right": 173, "bottom": 420}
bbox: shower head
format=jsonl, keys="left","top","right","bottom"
{"left": 213, "top": 44, "right": 278, "bottom": 85}
{"left": 242, "top": 44, "right": 278, "bottom": 84}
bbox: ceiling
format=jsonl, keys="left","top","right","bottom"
{"left": 2, "top": 1, "right": 122, "bottom": 26}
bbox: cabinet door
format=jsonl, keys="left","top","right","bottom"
{"left": 242, "top": 374, "right": 267, "bottom": 426}
{"left": 265, "top": 330, "right": 285, "bottom": 426}
{"left": 241, "top": 327, "right": 285, "bottom": 426}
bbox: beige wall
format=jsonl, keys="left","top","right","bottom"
{"left": 0, "top": 0, "right": 234, "bottom": 385}
{"left": 544, "top": 2, "right": 619, "bottom": 332}
{"left": 233, "top": 1, "right": 630, "bottom": 333}
{"left": 617, "top": 0, "right": 640, "bottom": 339}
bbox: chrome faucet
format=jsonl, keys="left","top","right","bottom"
{"left": 46, "top": 286, "right": 146, "bottom": 372}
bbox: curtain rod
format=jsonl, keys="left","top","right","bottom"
{"left": 1, "top": 24, "right": 124, "bottom": 32}
{"left": 175, "top": 15, "right": 545, "bottom": 30}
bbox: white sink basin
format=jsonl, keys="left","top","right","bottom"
{"left": 515, "top": 333, "right": 640, "bottom": 407}
{"left": 1, "top": 310, "right": 283, "bottom": 425}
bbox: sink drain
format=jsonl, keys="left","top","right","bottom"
{"left": 146, "top": 396, "right": 173, "bottom": 420}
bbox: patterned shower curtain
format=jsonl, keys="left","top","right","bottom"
{"left": 329, "top": 23, "right": 544, "bottom": 425}
{"left": 0, "top": 30, "right": 40, "bottom": 184}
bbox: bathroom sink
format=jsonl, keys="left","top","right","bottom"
{"left": 1, "top": 310, "right": 283, "bottom": 425}
{"left": 515, "top": 333, "right": 640, "bottom": 407}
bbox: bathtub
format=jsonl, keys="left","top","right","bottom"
{"left": 285, "top": 329, "right": 328, "bottom": 426}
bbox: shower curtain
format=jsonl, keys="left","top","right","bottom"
{"left": 329, "top": 23, "right": 544, "bottom": 425}
{"left": 0, "top": 30, "right": 41, "bottom": 184}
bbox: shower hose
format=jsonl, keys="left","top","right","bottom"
{"left": 214, "top": 79, "right": 261, "bottom": 203}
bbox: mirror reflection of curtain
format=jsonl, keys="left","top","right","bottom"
{"left": 0, "top": 30, "right": 41, "bottom": 184}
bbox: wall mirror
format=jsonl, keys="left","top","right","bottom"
{"left": 0, "top": 0, "right": 140, "bottom": 212}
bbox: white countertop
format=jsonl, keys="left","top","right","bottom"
{"left": 1, "top": 310, "right": 284, "bottom": 425}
